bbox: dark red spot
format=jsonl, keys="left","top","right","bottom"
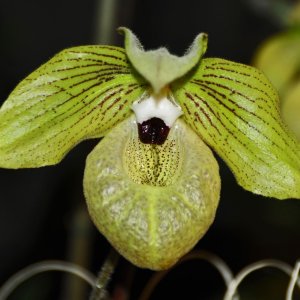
{"left": 138, "top": 118, "right": 170, "bottom": 145}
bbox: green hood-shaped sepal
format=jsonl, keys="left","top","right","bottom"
{"left": 119, "top": 27, "right": 208, "bottom": 94}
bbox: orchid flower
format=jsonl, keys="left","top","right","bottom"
{"left": 252, "top": 1, "right": 300, "bottom": 139}
{"left": 253, "top": 23, "right": 300, "bottom": 140}
{"left": 1, "top": 28, "right": 300, "bottom": 271}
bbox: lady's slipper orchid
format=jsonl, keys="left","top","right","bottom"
{"left": 1, "top": 28, "right": 300, "bottom": 270}
{"left": 253, "top": 1, "right": 300, "bottom": 140}
{"left": 253, "top": 27, "right": 300, "bottom": 140}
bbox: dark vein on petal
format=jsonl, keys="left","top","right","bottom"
{"left": 22, "top": 85, "right": 141, "bottom": 158}
{"left": 181, "top": 98, "right": 253, "bottom": 184}
{"left": 202, "top": 73, "right": 273, "bottom": 100}
{"left": 203, "top": 65, "right": 275, "bottom": 91}
{"left": 67, "top": 50, "right": 127, "bottom": 62}
{"left": 185, "top": 92, "right": 221, "bottom": 135}
{"left": 191, "top": 80, "right": 290, "bottom": 149}
{"left": 180, "top": 90, "right": 286, "bottom": 189}
{"left": 189, "top": 83, "right": 271, "bottom": 164}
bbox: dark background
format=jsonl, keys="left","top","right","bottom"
{"left": 0, "top": 0, "right": 300, "bottom": 299}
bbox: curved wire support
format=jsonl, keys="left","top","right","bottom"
{"left": 138, "top": 250, "right": 237, "bottom": 300}
{"left": 1, "top": 255, "right": 299, "bottom": 300}
{"left": 223, "top": 259, "right": 300, "bottom": 300}
{"left": 0, "top": 260, "right": 96, "bottom": 300}
{"left": 286, "top": 260, "right": 300, "bottom": 300}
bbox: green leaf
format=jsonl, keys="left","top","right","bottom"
{"left": 0, "top": 46, "right": 146, "bottom": 168}
{"left": 84, "top": 116, "right": 220, "bottom": 270}
{"left": 172, "top": 58, "right": 300, "bottom": 199}
{"left": 119, "top": 27, "right": 207, "bottom": 94}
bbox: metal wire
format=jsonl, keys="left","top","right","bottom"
{"left": 223, "top": 259, "right": 300, "bottom": 300}
{"left": 138, "top": 250, "right": 237, "bottom": 300}
{"left": 0, "top": 260, "right": 96, "bottom": 300}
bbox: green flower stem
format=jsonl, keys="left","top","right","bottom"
{"left": 89, "top": 248, "right": 120, "bottom": 300}
{"left": 94, "top": 0, "right": 119, "bottom": 44}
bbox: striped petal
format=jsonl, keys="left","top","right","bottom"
{"left": 0, "top": 46, "right": 146, "bottom": 168}
{"left": 172, "top": 58, "right": 300, "bottom": 199}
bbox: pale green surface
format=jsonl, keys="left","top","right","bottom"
{"left": 282, "top": 81, "right": 300, "bottom": 141}
{"left": 119, "top": 27, "right": 207, "bottom": 94}
{"left": 253, "top": 30, "right": 300, "bottom": 94}
{"left": 84, "top": 116, "right": 220, "bottom": 270}
{"left": 172, "top": 58, "right": 300, "bottom": 199}
{"left": 0, "top": 45, "right": 146, "bottom": 168}
{"left": 253, "top": 29, "right": 300, "bottom": 142}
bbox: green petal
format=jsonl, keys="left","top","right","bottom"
{"left": 253, "top": 29, "right": 300, "bottom": 94}
{"left": 172, "top": 58, "right": 300, "bottom": 199}
{"left": 119, "top": 27, "right": 207, "bottom": 94}
{"left": 0, "top": 46, "right": 146, "bottom": 168}
{"left": 84, "top": 116, "right": 220, "bottom": 270}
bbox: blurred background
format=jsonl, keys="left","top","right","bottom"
{"left": 0, "top": 0, "right": 300, "bottom": 299}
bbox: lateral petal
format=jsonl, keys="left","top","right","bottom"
{"left": 172, "top": 58, "right": 300, "bottom": 199}
{"left": 0, "top": 46, "right": 146, "bottom": 168}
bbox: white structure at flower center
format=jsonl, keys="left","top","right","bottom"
{"left": 132, "top": 94, "right": 183, "bottom": 127}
